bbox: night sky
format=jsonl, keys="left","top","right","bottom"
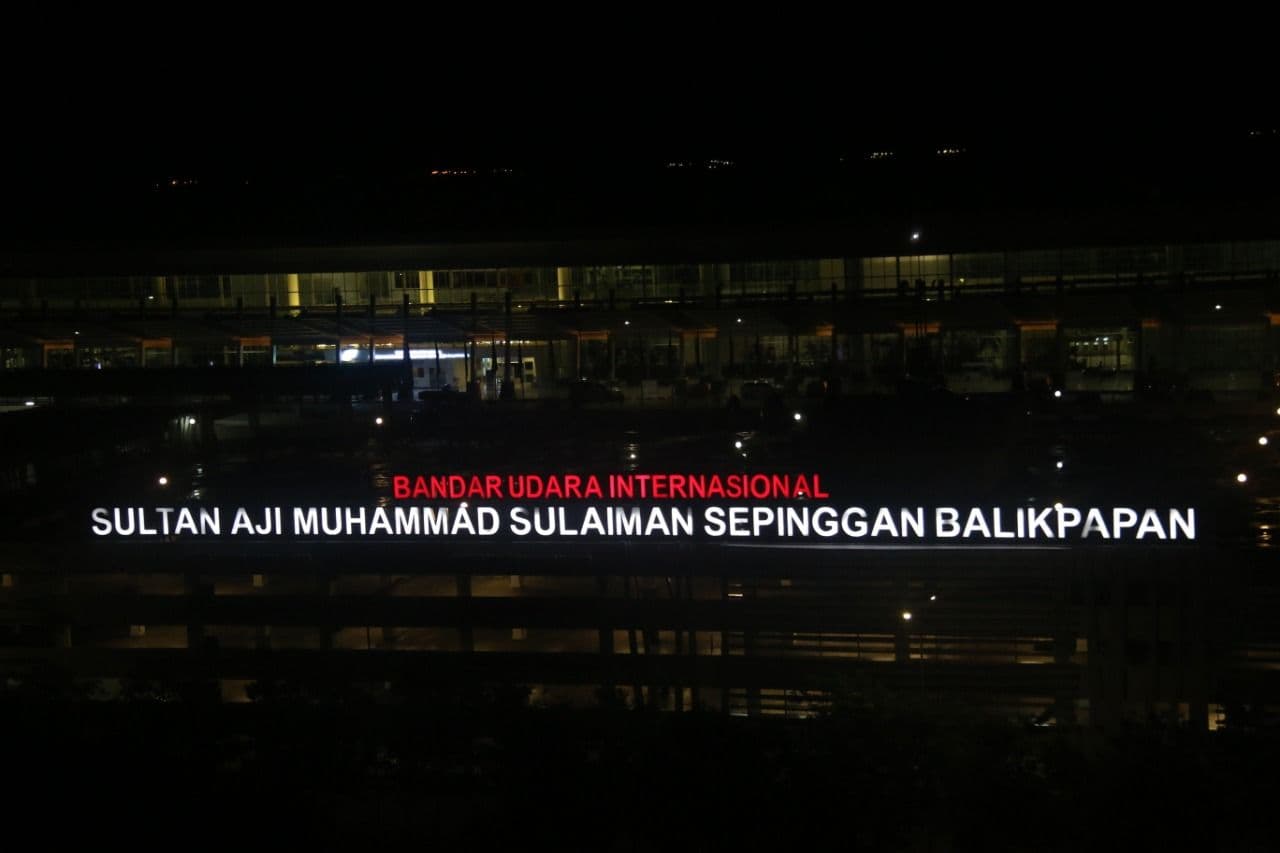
{"left": 3, "top": 42, "right": 1277, "bottom": 245}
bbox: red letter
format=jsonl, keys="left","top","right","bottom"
{"left": 811, "top": 475, "right": 830, "bottom": 499}
{"left": 393, "top": 476, "right": 410, "bottom": 499}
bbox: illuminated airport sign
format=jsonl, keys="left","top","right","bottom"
{"left": 88, "top": 471, "right": 1197, "bottom": 544}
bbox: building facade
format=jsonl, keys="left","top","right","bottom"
{"left": 0, "top": 233, "right": 1277, "bottom": 729}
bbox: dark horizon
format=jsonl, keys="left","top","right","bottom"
{"left": 7, "top": 120, "right": 1280, "bottom": 252}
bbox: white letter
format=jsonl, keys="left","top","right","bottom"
{"left": 704, "top": 507, "right": 726, "bottom": 537}
{"left": 1112, "top": 508, "right": 1138, "bottom": 538}
{"left": 90, "top": 508, "right": 112, "bottom": 536}
{"left": 509, "top": 507, "right": 531, "bottom": 536}
{"left": 1082, "top": 508, "right": 1110, "bottom": 539}
{"left": 935, "top": 507, "right": 960, "bottom": 538}
{"left": 1169, "top": 509, "right": 1195, "bottom": 540}
{"left": 1056, "top": 507, "right": 1081, "bottom": 538}
{"left": 963, "top": 509, "right": 991, "bottom": 539}
{"left": 1137, "top": 510, "right": 1167, "bottom": 539}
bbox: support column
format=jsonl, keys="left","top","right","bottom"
{"left": 235, "top": 296, "right": 244, "bottom": 367}
{"left": 502, "top": 291, "right": 514, "bottom": 400}
{"left": 402, "top": 293, "right": 411, "bottom": 361}
{"left": 556, "top": 267, "right": 572, "bottom": 302}
{"left": 286, "top": 273, "right": 301, "bottom": 315}
{"left": 268, "top": 295, "right": 277, "bottom": 366}
{"left": 333, "top": 290, "right": 344, "bottom": 368}
{"left": 417, "top": 270, "right": 436, "bottom": 310}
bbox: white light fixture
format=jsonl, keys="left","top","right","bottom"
{"left": 158, "top": 476, "right": 169, "bottom": 486}
{"left": 374, "top": 416, "right": 384, "bottom": 426}
{"left": 1260, "top": 437, "right": 1269, "bottom": 446}
{"left": 902, "top": 611, "right": 913, "bottom": 621}
{"left": 793, "top": 412, "right": 803, "bottom": 422}
{"left": 1237, "top": 473, "right": 1249, "bottom": 484}
{"left": 342, "top": 348, "right": 466, "bottom": 362}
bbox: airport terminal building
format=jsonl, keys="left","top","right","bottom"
{"left": 1, "top": 227, "right": 1277, "bottom": 729}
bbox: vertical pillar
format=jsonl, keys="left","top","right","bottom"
{"left": 469, "top": 292, "right": 479, "bottom": 396}
{"left": 333, "top": 290, "right": 344, "bottom": 367}
{"left": 402, "top": 293, "right": 411, "bottom": 362}
{"left": 502, "top": 291, "right": 514, "bottom": 400}
{"left": 517, "top": 341, "right": 525, "bottom": 399}
{"left": 169, "top": 292, "right": 180, "bottom": 367}
{"left": 235, "top": 296, "right": 244, "bottom": 367}
{"left": 286, "top": 273, "right": 301, "bottom": 314}
{"left": 268, "top": 295, "right": 277, "bottom": 366}
{"left": 417, "top": 270, "right": 435, "bottom": 310}
{"left": 556, "top": 267, "right": 572, "bottom": 303}
{"left": 490, "top": 333, "right": 498, "bottom": 399}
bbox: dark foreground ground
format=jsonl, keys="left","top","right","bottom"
{"left": 4, "top": 681, "right": 1278, "bottom": 852}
